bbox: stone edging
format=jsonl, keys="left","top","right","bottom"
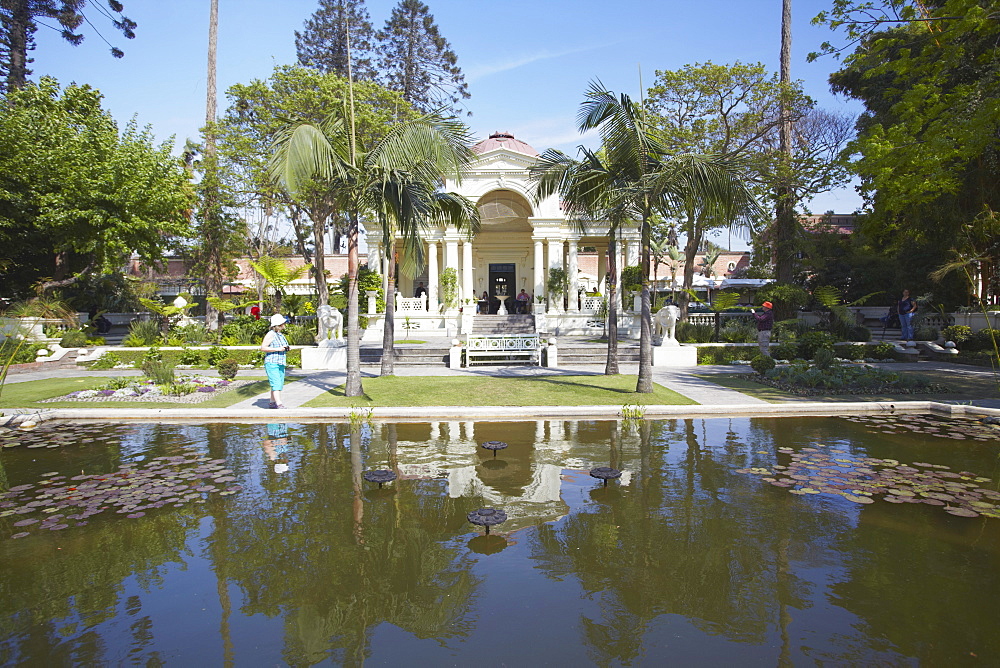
{"left": 2, "top": 401, "right": 998, "bottom": 427}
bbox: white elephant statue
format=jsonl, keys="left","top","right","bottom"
{"left": 654, "top": 304, "right": 680, "bottom": 346}
{"left": 316, "top": 304, "right": 344, "bottom": 347}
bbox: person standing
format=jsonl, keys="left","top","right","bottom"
{"left": 752, "top": 301, "right": 774, "bottom": 357}
{"left": 897, "top": 289, "right": 917, "bottom": 341}
{"left": 414, "top": 282, "right": 427, "bottom": 298}
{"left": 261, "top": 313, "right": 290, "bottom": 409}
{"left": 516, "top": 289, "right": 530, "bottom": 314}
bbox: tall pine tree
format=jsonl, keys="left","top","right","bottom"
{"left": 0, "top": 0, "right": 136, "bottom": 94}
{"left": 295, "top": 0, "right": 375, "bottom": 81}
{"left": 375, "top": 0, "right": 469, "bottom": 115}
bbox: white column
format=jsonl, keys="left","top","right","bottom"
{"left": 462, "top": 240, "right": 473, "bottom": 304}
{"left": 428, "top": 241, "right": 439, "bottom": 311}
{"left": 533, "top": 239, "right": 545, "bottom": 305}
{"left": 547, "top": 239, "right": 563, "bottom": 312}
{"left": 626, "top": 236, "right": 640, "bottom": 266}
{"left": 445, "top": 239, "right": 459, "bottom": 271}
{"left": 567, "top": 239, "right": 579, "bottom": 313}
{"left": 597, "top": 247, "right": 607, "bottom": 295}
{"left": 382, "top": 252, "right": 390, "bottom": 300}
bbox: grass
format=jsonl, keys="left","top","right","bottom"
{"left": 0, "top": 376, "right": 271, "bottom": 409}
{"left": 699, "top": 367, "right": 1000, "bottom": 404}
{"left": 304, "top": 375, "right": 697, "bottom": 408}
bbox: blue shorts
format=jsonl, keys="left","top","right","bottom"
{"left": 264, "top": 363, "right": 285, "bottom": 391}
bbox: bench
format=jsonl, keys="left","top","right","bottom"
{"left": 465, "top": 334, "right": 540, "bottom": 366}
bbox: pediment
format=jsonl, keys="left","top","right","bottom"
{"left": 469, "top": 149, "right": 538, "bottom": 172}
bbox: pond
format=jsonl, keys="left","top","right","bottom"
{"left": 1, "top": 415, "right": 998, "bottom": 665}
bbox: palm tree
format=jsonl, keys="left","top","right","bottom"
{"left": 269, "top": 113, "right": 476, "bottom": 394}
{"left": 249, "top": 256, "right": 311, "bottom": 314}
{"left": 549, "top": 81, "right": 761, "bottom": 392}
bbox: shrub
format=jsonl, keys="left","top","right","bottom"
{"left": 126, "top": 318, "right": 162, "bottom": 346}
{"left": 963, "top": 328, "right": 999, "bottom": 352}
{"left": 91, "top": 351, "right": 122, "bottom": 370}
{"left": 59, "top": 329, "right": 89, "bottom": 347}
{"left": 871, "top": 341, "right": 896, "bottom": 359}
{"left": 914, "top": 325, "right": 938, "bottom": 341}
{"left": 216, "top": 358, "right": 239, "bottom": 380}
{"left": 676, "top": 321, "right": 713, "bottom": 343}
{"left": 284, "top": 323, "right": 316, "bottom": 345}
{"left": 772, "top": 342, "right": 799, "bottom": 360}
{"left": 87, "top": 336, "right": 106, "bottom": 346}
{"left": 750, "top": 355, "right": 775, "bottom": 375}
{"left": 797, "top": 331, "right": 837, "bottom": 360}
{"left": 773, "top": 318, "right": 809, "bottom": 342}
{"left": 836, "top": 343, "right": 867, "bottom": 361}
{"left": 941, "top": 324, "right": 972, "bottom": 344}
{"left": 812, "top": 347, "right": 837, "bottom": 370}
{"left": 697, "top": 347, "right": 734, "bottom": 365}
{"left": 207, "top": 345, "right": 229, "bottom": 366}
{"left": 220, "top": 315, "right": 269, "bottom": 345}
{"left": 172, "top": 323, "right": 208, "bottom": 345}
{"left": 847, "top": 325, "right": 871, "bottom": 342}
{"left": 142, "top": 358, "right": 175, "bottom": 385}
{"left": 178, "top": 347, "right": 204, "bottom": 366}
{"left": 720, "top": 319, "right": 756, "bottom": 343}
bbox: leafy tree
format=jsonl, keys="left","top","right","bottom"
{"left": 534, "top": 81, "right": 761, "bottom": 392}
{"left": 0, "top": 0, "right": 136, "bottom": 93}
{"left": 217, "top": 65, "right": 420, "bottom": 308}
{"left": 0, "top": 77, "right": 193, "bottom": 298}
{"left": 249, "top": 255, "right": 311, "bottom": 313}
{"left": 817, "top": 0, "right": 1000, "bottom": 306}
{"left": 375, "top": 0, "right": 470, "bottom": 115}
{"left": 269, "top": 108, "right": 477, "bottom": 394}
{"left": 295, "top": 0, "right": 376, "bottom": 80}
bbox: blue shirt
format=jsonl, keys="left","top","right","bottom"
{"left": 263, "top": 331, "right": 288, "bottom": 366}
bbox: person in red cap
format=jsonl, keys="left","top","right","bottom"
{"left": 752, "top": 301, "right": 774, "bottom": 357}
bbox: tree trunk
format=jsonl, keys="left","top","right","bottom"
{"left": 605, "top": 230, "right": 620, "bottom": 375}
{"left": 345, "top": 212, "right": 364, "bottom": 396}
{"left": 636, "top": 210, "right": 654, "bottom": 393}
{"left": 4, "top": 0, "right": 31, "bottom": 92}
{"left": 775, "top": 0, "right": 797, "bottom": 284}
{"left": 381, "top": 240, "right": 397, "bottom": 376}
{"left": 312, "top": 213, "right": 329, "bottom": 308}
{"left": 681, "top": 224, "right": 704, "bottom": 320}
{"left": 202, "top": 0, "right": 222, "bottom": 331}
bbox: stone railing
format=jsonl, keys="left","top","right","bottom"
{"left": 685, "top": 313, "right": 754, "bottom": 328}
{"left": 580, "top": 295, "right": 603, "bottom": 314}
{"left": 396, "top": 296, "right": 428, "bottom": 312}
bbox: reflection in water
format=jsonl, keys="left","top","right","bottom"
{"left": 0, "top": 417, "right": 997, "bottom": 665}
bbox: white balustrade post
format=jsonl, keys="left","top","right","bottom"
{"left": 567, "top": 239, "right": 579, "bottom": 313}
{"left": 462, "top": 240, "right": 473, "bottom": 305}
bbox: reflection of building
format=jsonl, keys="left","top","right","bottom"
{"left": 382, "top": 420, "right": 639, "bottom": 532}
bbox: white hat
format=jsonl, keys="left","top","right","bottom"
{"left": 270, "top": 313, "right": 287, "bottom": 327}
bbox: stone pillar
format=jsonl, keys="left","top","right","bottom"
{"left": 597, "top": 247, "right": 607, "bottom": 295}
{"left": 567, "top": 239, "right": 579, "bottom": 313}
{"left": 626, "top": 235, "right": 640, "bottom": 267}
{"left": 462, "top": 240, "right": 473, "bottom": 305}
{"left": 428, "top": 241, "right": 439, "bottom": 312}
{"left": 533, "top": 238, "right": 545, "bottom": 306}
{"left": 445, "top": 239, "right": 459, "bottom": 272}
{"left": 547, "top": 238, "right": 563, "bottom": 312}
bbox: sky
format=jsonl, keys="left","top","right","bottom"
{"left": 27, "top": 0, "right": 865, "bottom": 249}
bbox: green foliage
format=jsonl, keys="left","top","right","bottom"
{"left": 207, "top": 345, "right": 229, "bottom": 366}
{"left": 0, "top": 77, "right": 193, "bottom": 299}
{"left": 797, "top": 331, "right": 837, "bottom": 360}
{"left": 283, "top": 323, "right": 316, "bottom": 345}
{"left": 339, "top": 266, "right": 384, "bottom": 312}
{"left": 757, "top": 284, "right": 810, "bottom": 314}
{"left": 124, "top": 319, "right": 162, "bottom": 347}
{"left": 676, "top": 321, "right": 713, "bottom": 343}
{"left": 59, "top": 330, "right": 89, "bottom": 348}
{"left": 142, "top": 358, "right": 175, "bottom": 385}
{"left": 772, "top": 342, "right": 800, "bottom": 361}
{"left": 91, "top": 351, "right": 122, "bottom": 370}
{"left": 847, "top": 325, "right": 871, "bottom": 342}
{"left": 812, "top": 347, "right": 837, "bottom": 370}
{"left": 750, "top": 355, "right": 776, "bottom": 375}
{"left": 220, "top": 315, "right": 269, "bottom": 345}
{"left": 720, "top": 319, "right": 756, "bottom": 343}
{"left": 171, "top": 323, "right": 210, "bottom": 345}
{"left": 619, "top": 266, "right": 643, "bottom": 292}
{"left": 914, "top": 325, "right": 938, "bottom": 341}
{"left": 215, "top": 358, "right": 239, "bottom": 380}
{"left": 440, "top": 267, "right": 459, "bottom": 310}
{"left": 871, "top": 342, "right": 896, "bottom": 360}
{"left": 835, "top": 343, "right": 867, "bottom": 361}
{"left": 178, "top": 348, "right": 204, "bottom": 366}
{"left": 942, "top": 325, "right": 973, "bottom": 344}
{"left": 962, "top": 328, "right": 1000, "bottom": 353}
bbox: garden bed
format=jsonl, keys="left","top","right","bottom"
{"left": 41, "top": 376, "right": 258, "bottom": 404}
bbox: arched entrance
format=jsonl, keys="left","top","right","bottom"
{"left": 475, "top": 189, "right": 534, "bottom": 313}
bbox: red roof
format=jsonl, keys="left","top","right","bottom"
{"left": 472, "top": 131, "right": 538, "bottom": 157}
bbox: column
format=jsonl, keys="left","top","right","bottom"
{"left": 462, "top": 240, "right": 473, "bottom": 304}
{"left": 445, "top": 239, "right": 459, "bottom": 271}
{"left": 626, "top": 236, "right": 640, "bottom": 266}
{"left": 428, "top": 240, "right": 439, "bottom": 311}
{"left": 597, "top": 247, "right": 607, "bottom": 295}
{"left": 567, "top": 239, "right": 579, "bottom": 313}
{"left": 547, "top": 238, "right": 563, "bottom": 312}
{"left": 533, "top": 239, "right": 545, "bottom": 306}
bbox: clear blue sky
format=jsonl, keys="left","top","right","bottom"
{"left": 29, "top": 0, "right": 864, "bottom": 230}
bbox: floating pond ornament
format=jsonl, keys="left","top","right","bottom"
{"left": 468, "top": 507, "right": 507, "bottom": 534}
{"left": 480, "top": 441, "right": 508, "bottom": 458}
{"left": 589, "top": 467, "right": 622, "bottom": 487}
{"left": 363, "top": 469, "right": 397, "bottom": 488}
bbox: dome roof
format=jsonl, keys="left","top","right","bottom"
{"left": 472, "top": 131, "right": 538, "bottom": 157}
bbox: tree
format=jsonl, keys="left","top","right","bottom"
{"left": 775, "top": 0, "right": 796, "bottom": 284}
{"left": 269, "top": 110, "right": 477, "bottom": 395}
{"left": 817, "top": 0, "right": 1000, "bottom": 306}
{"left": 375, "top": 0, "right": 470, "bottom": 115}
{"left": 0, "top": 77, "right": 192, "bottom": 298}
{"left": 0, "top": 0, "right": 136, "bottom": 94}
{"left": 295, "top": 0, "right": 376, "bottom": 81}
{"left": 536, "top": 81, "right": 761, "bottom": 392}
{"left": 249, "top": 255, "right": 310, "bottom": 313}
{"left": 217, "top": 65, "right": 421, "bottom": 311}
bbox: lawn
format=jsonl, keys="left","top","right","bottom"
{"left": 0, "top": 377, "right": 271, "bottom": 409}
{"left": 700, "top": 367, "right": 1000, "bottom": 404}
{"left": 304, "top": 375, "right": 697, "bottom": 407}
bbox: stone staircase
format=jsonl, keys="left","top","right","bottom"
{"left": 471, "top": 315, "right": 535, "bottom": 335}
{"left": 557, "top": 338, "right": 641, "bottom": 365}
{"left": 359, "top": 343, "right": 451, "bottom": 366}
